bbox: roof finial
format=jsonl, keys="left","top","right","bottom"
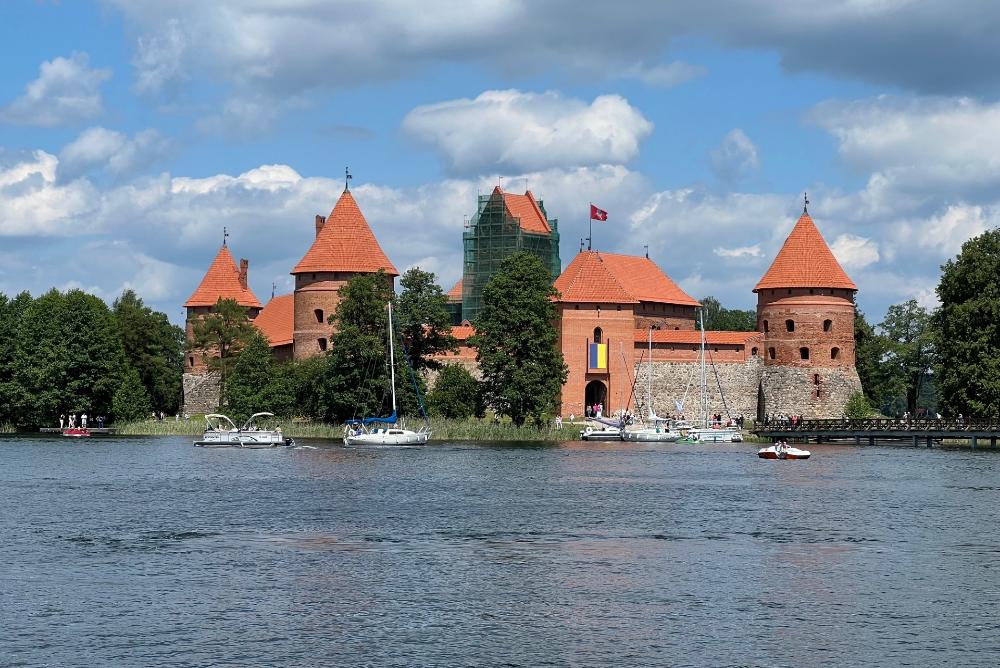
{"left": 580, "top": 237, "right": 585, "bottom": 253}
{"left": 803, "top": 191, "right": 809, "bottom": 214}
{"left": 223, "top": 226, "right": 229, "bottom": 247}
{"left": 643, "top": 244, "right": 649, "bottom": 259}
{"left": 271, "top": 282, "right": 276, "bottom": 299}
{"left": 345, "top": 166, "right": 352, "bottom": 192}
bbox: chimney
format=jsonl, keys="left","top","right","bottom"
{"left": 315, "top": 214, "right": 326, "bottom": 238}
{"left": 239, "top": 259, "right": 249, "bottom": 289}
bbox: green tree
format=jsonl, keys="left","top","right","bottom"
{"left": 843, "top": 391, "right": 875, "bottom": 419}
{"left": 880, "top": 299, "right": 935, "bottom": 414}
{"left": 697, "top": 296, "right": 756, "bottom": 331}
{"left": 471, "top": 252, "right": 567, "bottom": 427}
{"left": 113, "top": 289, "right": 185, "bottom": 414}
{"left": 855, "top": 310, "right": 894, "bottom": 411}
{"left": 934, "top": 228, "right": 1000, "bottom": 415}
{"left": 0, "top": 292, "right": 32, "bottom": 425}
{"left": 189, "top": 298, "right": 257, "bottom": 393}
{"left": 112, "top": 366, "right": 153, "bottom": 422}
{"left": 427, "top": 364, "right": 481, "bottom": 418}
{"left": 14, "top": 289, "right": 125, "bottom": 426}
{"left": 223, "top": 330, "right": 295, "bottom": 422}
{"left": 396, "top": 267, "right": 457, "bottom": 371}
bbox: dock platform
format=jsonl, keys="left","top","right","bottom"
{"left": 754, "top": 418, "right": 1000, "bottom": 448}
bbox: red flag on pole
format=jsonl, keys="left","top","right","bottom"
{"left": 590, "top": 204, "right": 608, "bottom": 221}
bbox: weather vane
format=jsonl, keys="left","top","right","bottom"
{"left": 345, "top": 166, "right": 352, "bottom": 192}
{"left": 803, "top": 192, "right": 809, "bottom": 214}
{"left": 223, "top": 226, "right": 229, "bottom": 247}
{"left": 643, "top": 244, "right": 649, "bottom": 259}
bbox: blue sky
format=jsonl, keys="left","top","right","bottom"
{"left": 2, "top": 1, "right": 999, "bottom": 325}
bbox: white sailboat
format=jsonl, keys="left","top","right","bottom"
{"left": 623, "top": 327, "right": 680, "bottom": 443}
{"left": 684, "top": 310, "right": 743, "bottom": 443}
{"left": 343, "top": 301, "right": 431, "bottom": 446}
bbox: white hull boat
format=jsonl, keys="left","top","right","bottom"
{"left": 344, "top": 427, "right": 430, "bottom": 446}
{"left": 580, "top": 425, "right": 622, "bottom": 441}
{"left": 194, "top": 413, "right": 293, "bottom": 448}
{"left": 758, "top": 444, "right": 811, "bottom": 459}
{"left": 687, "top": 427, "right": 743, "bottom": 443}
{"left": 622, "top": 427, "right": 681, "bottom": 442}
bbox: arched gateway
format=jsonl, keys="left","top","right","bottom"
{"left": 585, "top": 380, "right": 607, "bottom": 415}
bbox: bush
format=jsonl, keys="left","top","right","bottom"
{"left": 844, "top": 391, "right": 874, "bottom": 419}
{"left": 427, "top": 364, "right": 481, "bottom": 419}
{"left": 112, "top": 367, "right": 153, "bottom": 423}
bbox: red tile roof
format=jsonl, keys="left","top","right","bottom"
{"left": 554, "top": 251, "right": 638, "bottom": 304}
{"left": 638, "top": 330, "right": 761, "bottom": 346}
{"left": 184, "top": 245, "right": 262, "bottom": 308}
{"left": 554, "top": 251, "right": 700, "bottom": 306}
{"left": 254, "top": 293, "right": 294, "bottom": 347}
{"left": 494, "top": 187, "right": 551, "bottom": 235}
{"left": 447, "top": 278, "right": 463, "bottom": 302}
{"left": 452, "top": 324, "right": 475, "bottom": 341}
{"left": 755, "top": 212, "right": 856, "bottom": 292}
{"left": 291, "top": 189, "right": 399, "bottom": 276}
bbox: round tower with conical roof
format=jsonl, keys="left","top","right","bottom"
{"left": 753, "top": 206, "right": 862, "bottom": 417}
{"left": 290, "top": 187, "right": 398, "bottom": 360}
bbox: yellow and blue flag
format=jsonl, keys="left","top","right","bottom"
{"left": 589, "top": 342, "right": 607, "bottom": 369}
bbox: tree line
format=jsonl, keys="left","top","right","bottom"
{"left": 0, "top": 289, "right": 184, "bottom": 427}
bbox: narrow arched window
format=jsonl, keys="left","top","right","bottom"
{"left": 318, "top": 338, "right": 328, "bottom": 352}
{"left": 831, "top": 347, "right": 840, "bottom": 360}
{"left": 593, "top": 327, "right": 603, "bottom": 343}
{"left": 800, "top": 347, "right": 810, "bottom": 360}
{"left": 314, "top": 309, "right": 324, "bottom": 323}
{"left": 786, "top": 319, "right": 795, "bottom": 332}
{"left": 751, "top": 347, "right": 758, "bottom": 356}
{"left": 763, "top": 320, "right": 769, "bottom": 333}
{"left": 823, "top": 319, "right": 832, "bottom": 332}
{"left": 768, "top": 347, "right": 776, "bottom": 360}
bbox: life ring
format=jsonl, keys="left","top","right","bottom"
{"left": 585, "top": 426, "right": 593, "bottom": 434}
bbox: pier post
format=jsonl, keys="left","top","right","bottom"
{"left": 927, "top": 436, "right": 932, "bottom": 448}
{"left": 912, "top": 435, "right": 918, "bottom": 448}
{"left": 854, "top": 435, "right": 860, "bottom": 446}
{"left": 971, "top": 436, "right": 977, "bottom": 449}
{"left": 991, "top": 437, "right": 997, "bottom": 449}
{"left": 868, "top": 436, "right": 875, "bottom": 446}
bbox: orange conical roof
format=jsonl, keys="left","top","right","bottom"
{"left": 291, "top": 189, "right": 398, "bottom": 276}
{"left": 184, "top": 245, "right": 262, "bottom": 308}
{"left": 555, "top": 251, "right": 638, "bottom": 304}
{"left": 754, "top": 212, "right": 856, "bottom": 292}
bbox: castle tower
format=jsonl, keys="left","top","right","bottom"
{"left": 462, "top": 187, "right": 560, "bottom": 324}
{"left": 753, "top": 206, "right": 861, "bottom": 417}
{"left": 290, "top": 187, "right": 398, "bottom": 360}
{"left": 183, "top": 244, "right": 262, "bottom": 374}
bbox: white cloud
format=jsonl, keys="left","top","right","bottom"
{"left": 714, "top": 244, "right": 763, "bottom": 259}
{"left": 59, "top": 127, "right": 171, "bottom": 179}
{"left": 0, "top": 53, "right": 111, "bottom": 127}
{"left": 132, "top": 18, "right": 188, "bottom": 96}
{"left": 710, "top": 129, "right": 760, "bottom": 183}
{"left": 402, "top": 90, "right": 653, "bottom": 175}
{"left": 0, "top": 151, "right": 100, "bottom": 236}
{"left": 829, "top": 234, "right": 880, "bottom": 270}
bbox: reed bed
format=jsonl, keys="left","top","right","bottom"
{"left": 0, "top": 423, "right": 15, "bottom": 434}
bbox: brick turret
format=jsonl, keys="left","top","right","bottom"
{"left": 290, "top": 187, "right": 398, "bottom": 359}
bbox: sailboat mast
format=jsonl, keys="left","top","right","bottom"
{"left": 647, "top": 326, "right": 653, "bottom": 419}
{"left": 699, "top": 309, "right": 708, "bottom": 428}
{"left": 388, "top": 301, "right": 397, "bottom": 413}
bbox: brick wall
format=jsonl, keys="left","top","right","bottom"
{"left": 756, "top": 289, "right": 856, "bottom": 368}
{"left": 558, "top": 302, "right": 636, "bottom": 418}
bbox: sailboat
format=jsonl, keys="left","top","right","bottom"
{"left": 623, "top": 327, "right": 680, "bottom": 442}
{"left": 684, "top": 310, "right": 743, "bottom": 443}
{"left": 343, "top": 301, "right": 431, "bottom": 446}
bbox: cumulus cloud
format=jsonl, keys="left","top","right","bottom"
{"left": 714, "top": 244, "right": 762, "bottom": 259}
{"left": 402, "top": 90, "right": 653, "bottom": 175}
{"left": 0, "top": 53, "right": 112, "bottom": 127}
{"left": 622, "top": 60, "right": 708, "bottom": 87}
{"left": 0, "top": 151, "right": 100, "bottom": 236}
{"left": 710, "top": 129, "right": 760, "bottom": 183}
{"left": 58, "top": 127, "right": 171, "bottom": 180}
{"left": 132, "top": 18, "right": 188, "bottom": 97}
{"left": 829, "top": 234, "right": 880, "bottom": 270}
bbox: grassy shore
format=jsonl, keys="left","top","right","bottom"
{"left": 114, "top": 417, "right": 583, "bottom": 441}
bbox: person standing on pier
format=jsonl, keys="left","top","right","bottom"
{"left": 59, "top": 414, "right": 64, "bottom": 429}
{"left": 81, "top": 413, "right": 88, "bottom": 428}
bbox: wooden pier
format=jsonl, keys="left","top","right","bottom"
{"left": 753, "top": 418, "right": 1000, "bottom": 448}
{"left": 39, "top": 427, "right": 117, "bottom": 436}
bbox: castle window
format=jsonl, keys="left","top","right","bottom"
{"left": 617, "top": 304, "right": 621, "bottom": 311}
{"left": 800, "top": 347, "right": 810, "bottom": 360}
{"left": 314, "top": 309, "right": 324, "bottom": 323}
{"left": 809, "top": 289, "right": 814, "bottom": 295}
{"left": 574, "top": 304, "right": 578, "bottom": 309}
{"left": 593, "top": 327, "right": 602, "bottom": 344}
{"left": 787, "top": 289, "right": 792, "bottom": 295}
{"left": 763, "top": 320, "right": 769, "bottom": 333}
{"left": 823, "top": 319, "right": 832, "bottom": 332}
{"left": 188, "top": 356, "right": 194, "bottom": 367}
{"left": 768, "top": 347, "right": 776, "bottom": 360}
{"left": 831, "top": 347, "right": 840, "bottom": 360}
{"left": 813, "top": 373, "right": 821, "bottom": 385}
{"left": 318, "top": 337, "right": 328, "bottom": 351}
{"left": 674, "top": 326, "right": 679, "bottom": 331}
{"left": 785, "top": 319, "right": 795, "bottom": 332}
{"left": 751, "top": 347, "right": 759, "bottom": 356}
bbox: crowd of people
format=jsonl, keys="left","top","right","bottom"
{"left": 58, "top": 413, "right": 105, "bottom": 429}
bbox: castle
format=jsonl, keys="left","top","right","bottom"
{"left": 183, "top": 183, "right": 862, "bottom": 420}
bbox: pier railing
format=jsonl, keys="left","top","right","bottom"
{"left": 756, "top": 417, "right": 997, "bottom": 433}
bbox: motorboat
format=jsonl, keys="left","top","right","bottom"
{"left": 580, "top": 423, "right": 623, "bottom": 441}
{"left": 687, "top": 426, "right": 743, "bottom": 443}
{"left": 343, "top": 301, "right": 431, "bottom": 447}
{"left": 758, "top": 443, "right": 811, "bottom": 459}
{"left": 194, "top": 414, "right": 241, "bottom": 447}
{"left": 62, "top": 428, "right": 90, "bottom": 438}
{"left": 237, "top": 412, "right": 294, "bottom": 448}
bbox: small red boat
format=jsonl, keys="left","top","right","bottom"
{"left": 61, "top": 428, "right": 91, "bottom": 438}
{"left": 758, "top": 444, "right": 811, "bottom": 460}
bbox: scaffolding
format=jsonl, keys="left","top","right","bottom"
{"left": 461, "top": 189, "right": 561, "bottom": 324}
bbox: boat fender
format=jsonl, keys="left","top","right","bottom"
{"left": 585, "top": 426, "right": 593, "bottom": 434}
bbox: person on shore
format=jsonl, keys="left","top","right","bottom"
{"left": 97, "top": 415, "right": 104, "bottom": 428}
{"left": 59, "top": 414, "right": 65, "bottom": 429}
{"left": 555, "top": 415, "right": 563, "bottom": 429}
{"left": 81, "top": 413, "right": 88, "bottom": 428}
{"left": 569, "top": 413, "right": 575, "bottom": 423}
{"left": 68, "top": 414, "right": 76, "bottom": 429}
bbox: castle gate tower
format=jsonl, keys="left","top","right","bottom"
{"left": 291, "top": 186, "right": 398, "bottom": 360}
{"left": 754, "top": 205, "right": 862, "bottom": 417}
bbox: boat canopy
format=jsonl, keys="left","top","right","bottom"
{"left": 346, "top": 411, "right": 398, "bottom": 426}
{"left": 205, "top": 413, "right": 238, "bottom": 430}
{"left": 241, "top": 412, "right": 276, "bottom": 430}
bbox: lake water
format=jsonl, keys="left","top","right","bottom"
{"left": 2, "top": 436, "right": 998, "bottom": 667}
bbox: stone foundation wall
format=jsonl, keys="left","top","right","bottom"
{"left": 636, "top": 358, "right": 763, "bottom": 420}
{"left": 760, "top": 365, "right": 861, "bottom": 419}
{"left": 182, "top": 372, "right": 221, "bottom": 415}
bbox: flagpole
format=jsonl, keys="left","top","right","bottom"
{"left": 588, "top": 202, "right": 592, "bottom": 251}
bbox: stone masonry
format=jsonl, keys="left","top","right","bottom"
{"left": 182, "top": 372, "right": 221, "bottom": 415}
